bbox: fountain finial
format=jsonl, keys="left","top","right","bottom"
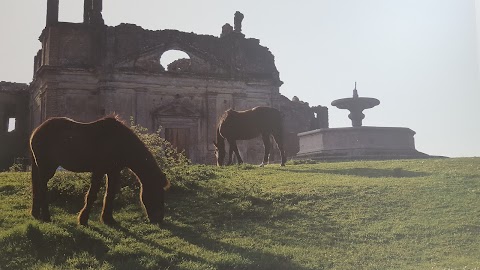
{"left": 353, "top": 82, "right": 358, "bottom": 98}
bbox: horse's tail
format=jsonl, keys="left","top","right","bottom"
{"left": 29, "top": 131, "right": 39, "bottom": 168}
{"left": 215, "top": 126, "right": 225, "bottom": 148}
{"left": 163, "top": 178, "right": 171, "bottom": 191}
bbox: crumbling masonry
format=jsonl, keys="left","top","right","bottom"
{"left": 0, "top": 0, "right": 328, "bottom": 170}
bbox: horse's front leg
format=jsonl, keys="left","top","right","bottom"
{"left": 273, "top": 130, "right": 287, "bottom": 166}
{"left": 101, "top": 170, "right": 121, "bottom": 225}
{"left": 78, "top": 172, "right": 104, "bottom": 225}
{"left": 228, "top": 140, "right": 243, "bottom": 165}
{"left": 260, "top": 133, "right": 272, "bottom": 167}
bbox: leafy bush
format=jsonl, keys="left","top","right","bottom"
{"left": 129, "top": 118, "right": 190, "bottom": 170}
{"left": 47, "top": 172, "right": 91, "bottom": 208}
{"left": 121, "top": 119, "right": 192, "bottom": 188}
{"left": 8, "top": 158, "right": 29, "bottom": 172}
{"left": 8, "top": 163, "right": 23, "bottom": 172}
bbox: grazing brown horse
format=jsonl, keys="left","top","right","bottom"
{"left": 213, "top": 106, "right": 286, "bottom": 166}
{"left": 29, "top": 116, "right": 170, "bottom": 225}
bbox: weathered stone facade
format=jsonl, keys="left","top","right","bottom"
{"left": 0, "top": 82, "right": 29, "bottom": 170}
{"left": 2, "top": 0, "right": 328, "bottom": 168}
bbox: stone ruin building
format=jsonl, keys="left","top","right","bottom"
{"left": 0, "top": 0, "right": 328, "bottom": 170}
{"left": 0, "top": 82, "right": 29, "bottom": 170}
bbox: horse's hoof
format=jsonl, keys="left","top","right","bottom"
{"left": 31, "top": 211, "right": 41, "bottom": 220}
{"left": 259, "top": 163, "right": 265, "bottom": 167}
{"left": 78, "top": 217, "right": 89, "bottom": 226}
{"left": 281, "top": 163, "right": 286, "bottom": 167}
{"left": 101, "top": 216, "right": 118, "bottom": 226}
{"left": 40, "top": 216, "right": 52, "bottom": 223}
{"left": 78, "top": 220, "right": 88, "bottom": 226}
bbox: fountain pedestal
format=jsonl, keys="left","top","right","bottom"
{"left": 297, "top": 126, "right": 428, "bottom": 160}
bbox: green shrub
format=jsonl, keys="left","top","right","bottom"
{"left": 8, "top": 163, "right": 23, "bottom": 172}
{"left": 122, "top": 118, "right": 193, "bottom": 188}
{"left": 129, "top": 118, "right": 190, "bottom": 170}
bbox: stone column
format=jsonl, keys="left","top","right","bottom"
{"left": 84, "top": 0, "right": 104, "bottom": 25}
{"left": 92, "top": 0, "right": 104, "bottom": 24}
{"left": 84, "top": 0, "right": 93, "bottom": 24}
{"left": 46, "top": 0, "right": 59, "bottom": 26}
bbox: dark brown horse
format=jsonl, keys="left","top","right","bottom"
{"left": 213, "top": 106, "right": 286, "bottom": 166}
{"left": 29, "top": 116, "right": 170, "bottom": 225}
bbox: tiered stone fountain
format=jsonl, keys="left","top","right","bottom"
{"left": 296, "top": 84, "right": 430, "bottom": 160}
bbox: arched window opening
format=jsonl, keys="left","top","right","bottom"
{"left": 160, "top": 50, "right": 191, "bottom": 72}
{"left": 7, "top": 118, "right": 16, "bottom": 132}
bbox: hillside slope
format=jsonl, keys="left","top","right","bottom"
{"left": 0, "top": 158, "right": 479, "bottom": 269}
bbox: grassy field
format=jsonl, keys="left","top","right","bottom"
{"left": 0, "top": 158, "right": 479, "bottom": 269}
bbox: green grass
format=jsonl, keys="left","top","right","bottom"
{"left": 1, "top": 158, "right": 480, "bottom": 269}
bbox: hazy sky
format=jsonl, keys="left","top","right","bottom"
{"left": 0, "top": 0, "right": 479, "bottom": 157}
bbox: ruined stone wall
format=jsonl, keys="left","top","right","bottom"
{"left": 37, "top": 23, "right": 96, "bottom": 69}
{"left": 0, "top": 82, "right": 29, "bottom": 170}
{"left": 28, "top": 10, "right": 328, "bottom": 165}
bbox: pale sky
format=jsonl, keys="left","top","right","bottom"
{"left": 0, "top": 0, "right": 479, "bottom": 157}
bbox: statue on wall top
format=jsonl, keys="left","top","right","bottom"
{"left": 221, "top": 23, "right": 234, "bottom": 38}
{"left": 234, "top": 11, "right": 244, "bottom": 33}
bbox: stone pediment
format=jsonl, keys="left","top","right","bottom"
{"left": 152, "top": 100, "right": 200, "bottom": 118}
{"left": 109, "top": 25, "right": 280, "bottom": 83}
{"left": 114, "top": 41, "right": 226, "bottom": 75}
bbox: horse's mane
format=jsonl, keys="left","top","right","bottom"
{"left": 101, "top": 113, "right": 126, "bottom": 125}
{"left": 219, "top": 109, "right": 233, "bottom": 122}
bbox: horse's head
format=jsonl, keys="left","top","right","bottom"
{"left": 140, "top": 172, "right": 170, "bottom": 224}
{"left": 213, "top": 140, "right": 225, "bottom": 166}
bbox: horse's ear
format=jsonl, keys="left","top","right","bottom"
{"left": 213, "top": 141, "right": 218, "bottom": 148}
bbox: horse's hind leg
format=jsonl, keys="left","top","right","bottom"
{"left": 273, "top": 131, "right": 287, "bottom": 166}
{"left": 33, "top": 165, "right": 56, "bottom": 222}
{"left": 30, "top": 163, "right": 42, "bottom": 220}
{"left": 228, "top": 140, "right": 243, "bottom": 165}
{"left": 101, "top": 170, "right": 121, "bottom": 225}
{"left": 260, "top": 133, "right": 272, "bottom": 167}
{"left": 226, "top": 145, "right": 234, "bottom": 165}
{"left": 78, "top": 172, "right": 103, "bottom": 225}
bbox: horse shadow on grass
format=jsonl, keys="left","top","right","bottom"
{"left": 65, "top": 184, "right": 337, "bottom": 270}
{"left": 162, "top": 187, "right": 341, "bottom": 269}
{"left": 20, "top": 222, "right": 110, "bottom": 268}
{"left": 279, "top": 167, "right": 431, "bottom": 178}
{"left": 78, "top": 219, "right": 316, "bottom": 270}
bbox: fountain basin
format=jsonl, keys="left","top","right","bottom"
{"left": 297, "top": 126, "right": 429, "bottom": 160}
{"left": 331, "top": 97, "right": 380, "bottom": 110}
